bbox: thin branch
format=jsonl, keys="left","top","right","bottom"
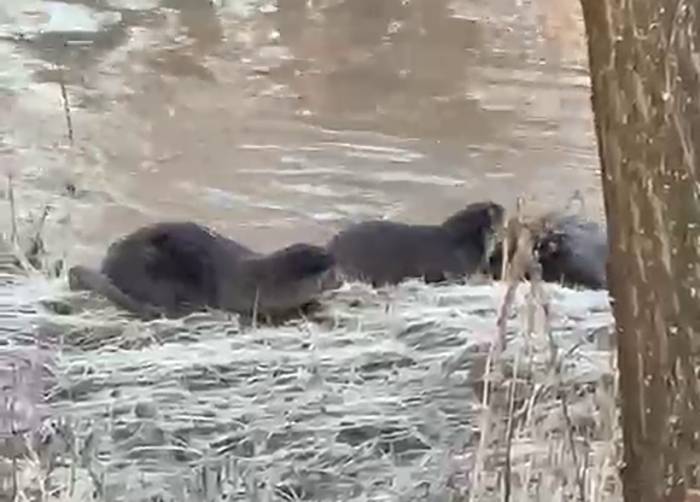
{"left": 57, "top": 67, "right": 74, "bottom": 146}
{"left": 503, "top": 347, "right": 521, "bottom": 502}
{"left": 8, "top": 173, "right": 18, "bottom": 246}
{"left": 560, "top": 389, "right": 586, "bottom": 501}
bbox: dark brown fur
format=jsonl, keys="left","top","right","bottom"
{"left": 327, "top": 201, "right": 505, "bottom": 286}
{"left": 69, "top": 222, "right": 337, "bottom": 321}
{"left": 489, "top": 213, "right": 608, "bottom": 290}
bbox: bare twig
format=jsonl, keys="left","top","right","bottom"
{"left": 8, "top": 173, "right": 18, "bottom": 246}
{"left": 57, "top": 68, "right": 74, "bottom": 146}
{"left": 26, "top": 205, "right": 51, "bottom": 271}
{"left": 500, "top": 232, "right": 509, "bottom": 281}
{"left": 497, "top": 217, "right": 536, "bottom": 349}
{"left": 503, "top": 347, "right": 521, "bottom": 502}
{"left": 252, "top": 288, "right": 260, "bottom": 330}
{"left": 496, "top": 279, "right": 518, "bottom": 350}
{"left": 6, "top": 175, "right": 40, "bottom": 274}
{"left": 527, "top": 258, "right": 555, "bottom": 366}
{"left": 469, "top": 344, "right": 495, "bottom": 502}
{"left": 9, "top": 362, "right": 19, "bottom": 501}
{"left": 560, "top": 389, "right": 586, "bottom": 501}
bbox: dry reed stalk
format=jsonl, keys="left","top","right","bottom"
{"left": 469, "top": 344, "right": 495, "bottom": 502}
{"left": 252, "top": 288, "right": 260, "bottom": 330}
{"left": 502, "top": 346, "right": 521, "bottom": 501}
{"left": 57, "top": 68, "right": 74, "bottom": 146}
{"left": 471, "top": 199, "right": 542, "bottom": 501}
{"left": 5, "top": 175, "right": 47, "bottom": 275}
{"left": 8, "top": 174, "right": 18, "bottom": 247}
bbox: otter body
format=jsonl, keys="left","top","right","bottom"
{"left": 490, "top": 214, "right": 608, "bottom": 290}
{"left": 69, "top": 222, "right": 336, "bottom": 320}
{"left": 327, "top": 201, "right": 505, "bottom": 286}
{"left": 535, "top": 214, "right": 608, "bottom": 290}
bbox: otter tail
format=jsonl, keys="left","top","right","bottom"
{"left": 68, "top": 265, "right": 160, "bottom": 320}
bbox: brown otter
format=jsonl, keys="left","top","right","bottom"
{"left": 326, "top": 201, "right": 505, "bottom": 286}
{"left": 68, "top": 222, "right": 337, "bottom": 321}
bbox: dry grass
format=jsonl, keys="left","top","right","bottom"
{"left": 1, "top": 183, "right": 83, "bottom": 502}
{"left": 0, "top": 190, "right": 622, "bottom": 501}
{"left": 455, "top": 206, "right": 622, "bottom": 502}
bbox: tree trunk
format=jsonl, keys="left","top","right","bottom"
{"left": 579, "top": 1, "right": 700, "bottom": 501}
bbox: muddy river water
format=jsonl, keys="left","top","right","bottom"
{"left": 0, "top": 1, "right": 614, "bottom": 501}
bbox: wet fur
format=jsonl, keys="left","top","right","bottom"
{"left": 489, "top": 213, "right": 608, "bottom": 290}
{"left": 68, "top": 222, "right": 336, "bottom": 321}
{"left": 327, "top": 201, "right": 505, "bottom": 286}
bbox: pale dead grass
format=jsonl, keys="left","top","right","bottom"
{"left": 457, "top": 204, "right": 622, "bottom": 502}
{"left": 0, "top": 191, "right": 622, "bottom": 501}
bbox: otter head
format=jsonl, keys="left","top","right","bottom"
{"left": 441, "top": 201, "right": 506, "bottom": 268}
{"left": 235, "top": 243, "right": 338, "bottom": 316}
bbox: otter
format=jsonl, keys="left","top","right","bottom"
{"left": 326, "top": 201, "right": 505, "bottom": 286}
{"left": 489, "top": 213, "right": 608, "bottom": 290}
{"left": 68, "top": 222, "right": 337, "bottom": 321}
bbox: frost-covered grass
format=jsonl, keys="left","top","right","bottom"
{"left": 0, "top": 250, "right": 621, "bottom": 501}
{"left": 0, "top": 192, "right": 621, "bottom": 501}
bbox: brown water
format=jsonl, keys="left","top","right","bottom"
{"left": 0, "top": 1, "right": 614, "bottom": 501}
{"left": 1, "top": 0, "right": 599, "bottom": 264}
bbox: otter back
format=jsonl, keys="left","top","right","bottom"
{"left": 327, "top": 201, "right": 504, "bottom": 287}
{"left": 69, "top": 222, "right": 335, "bottom": 321}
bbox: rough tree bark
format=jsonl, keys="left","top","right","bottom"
{"left": 579, "top": 1, "right": 700, "bottom": 501}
